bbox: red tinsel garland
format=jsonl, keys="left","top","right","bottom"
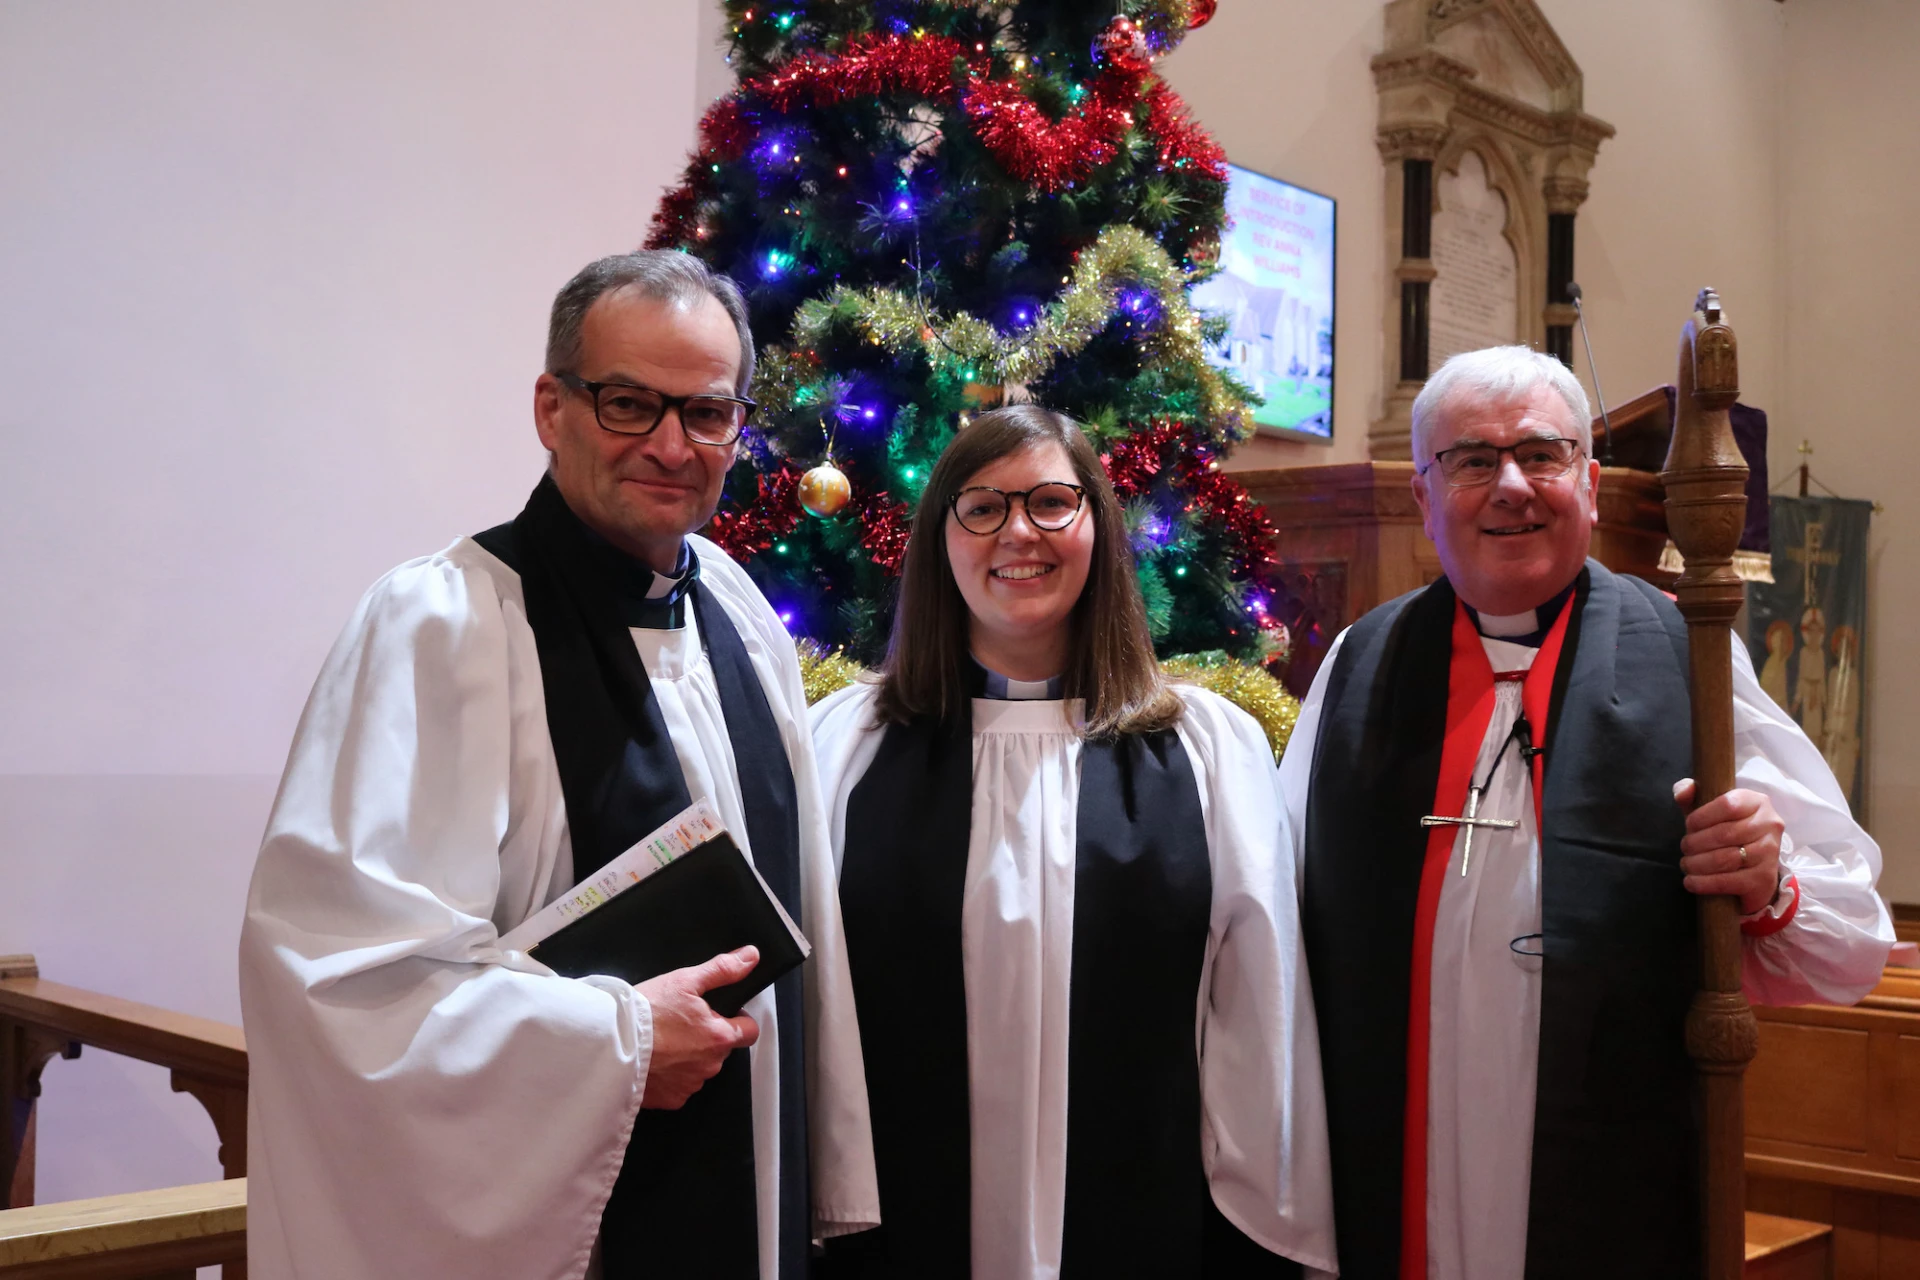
{"left": 699, "top": 96, "right": 755, "bottom": 161}
{"left": 647, "top": 31, "right": 1226, "bottom": 245}
{"left": 755, "top": 34, "right": 971, "bottom": 112}
{"left": 962, "top": 68, "right": 1140, "bottom": 191}
{"left": 1144, "top": 81, "right": 1227, "bottom": 182}
{"left": 1103, "top": 419, "right": 1279, "bottom": 576}
{"left": 706, "top": 463, "right": 804, "bottom": 560}
{"left": 854, "top": 490, "right": 913, "bottom": 572}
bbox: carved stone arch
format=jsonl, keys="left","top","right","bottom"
{"left": 1370, "top": 0, "right": 1612, "bottom": 459}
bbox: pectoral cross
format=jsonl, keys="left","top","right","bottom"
{"left": 1422, "top": 784, "right": 1520, "bottom": 877}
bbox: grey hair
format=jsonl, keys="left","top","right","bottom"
{"left": 545, "top": 251, "right": 755, "bottom": 396}
{"left": 1410, "top": 345, "right": 1592, "bottom": 463}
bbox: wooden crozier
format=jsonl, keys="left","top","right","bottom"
{"left": 1659, "top": 288, "right": 1759, "bottom": 1280}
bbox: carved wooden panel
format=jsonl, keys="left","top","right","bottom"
{"left": 1894, "top": 1036, "right": 1920, "bottom": 1162}
{"left": 1748, "top": 1022, "right": 1871, "bottom": 1152}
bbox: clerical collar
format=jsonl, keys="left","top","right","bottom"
{"left": 564, "top": 509, "right": 698, "bottom": 631}
{"left": 971, "top": 658, "right": 1064, "bottom": 701}
{"left": 1464, "top": 581, "right": 1575, "bottom": 649}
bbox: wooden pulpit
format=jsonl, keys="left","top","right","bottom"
{"left": 1238, "top": 453, "right": 1668, "bottom": 696}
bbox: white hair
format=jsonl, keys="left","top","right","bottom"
{"left": 1410, "top": 345, "right": 1593, "bottom": 463}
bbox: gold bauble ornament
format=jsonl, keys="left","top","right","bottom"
{"left": 799, "top": 461, "right": 852, "bottom": 518}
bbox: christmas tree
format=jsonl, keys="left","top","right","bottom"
{"left": 648, "top": 0, "right": 1292, "bottom": 675}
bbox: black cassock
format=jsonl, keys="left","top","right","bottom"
{"left": 479, "top": 475, "right": 809, "bottom": 1280}
{"left": 1303, "top": 560, "right": 1699, "bottom": 1280}
{"left": 822, "top": 678, "right": 1304, "bottom": 1279}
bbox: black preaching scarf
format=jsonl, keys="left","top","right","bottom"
{"left": 826, "top": 693, "right": 1301, "bottom": 1279}
{"left": 1301, "top": 561, "right": 1699, "bottom": 1280}
{"left": 475, "top": 474, "right": 809, "bottom": 1280}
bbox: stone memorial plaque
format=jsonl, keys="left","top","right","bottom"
{"left": 1429, "top": 151, "right": 1518, "bottom": 371}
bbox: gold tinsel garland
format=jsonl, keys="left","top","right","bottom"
{"left": 797, "top": 640, "right": 869, "bottom": 708}
{"left": 794, "top": 644, "right": 1300, "bottom": 761}
{"left": 766, "top": 225, "right": 1246, "bottom": 438}
{"left": 1161, "top": 654, "right": 1300, "bottom": 763}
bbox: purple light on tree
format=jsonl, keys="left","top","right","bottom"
{"left": 751, "top": 128, "right": 806, "bottom": 175}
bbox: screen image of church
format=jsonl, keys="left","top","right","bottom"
{"left": 1191, "top": 162, "right": 1335, "bottom": 440}
{"left": 1201, "top": 273, "right": 1333, "bottom": 436}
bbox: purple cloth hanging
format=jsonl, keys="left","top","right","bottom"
{"left": 1730, "top": 402, "right": 1770, "bottom": 551}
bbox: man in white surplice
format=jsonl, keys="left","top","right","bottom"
{"left": 240, "top": 252, "right": 875, "bottom": 1280}
{"left": 1282, "top": 346, "right": 1892, "bottom": 1280}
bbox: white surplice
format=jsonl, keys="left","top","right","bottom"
{"left": 240, "top": 533, "right": 878, "bottom": 1280}
{"left": 809, "top": 684, "right": 1337, "bottom": 1279}
{"left": 1279, "top": 621, "right": 1893, "bottom": 1280}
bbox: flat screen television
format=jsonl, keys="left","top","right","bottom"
{"left": 1190, "top": 163, "right": 1336, "bottom": 442}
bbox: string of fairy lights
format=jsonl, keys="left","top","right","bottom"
{"left": 655, "top": 0, "right": 1295, "bottom": 670}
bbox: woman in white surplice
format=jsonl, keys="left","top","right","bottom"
{"left": 809, "top": 406, "right": 1334, "bottom": 1279}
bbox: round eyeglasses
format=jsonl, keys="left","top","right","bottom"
{"left": 1419, "top": 437, "right": 1583, "bottom": 488}
{"left": 948, "top": 483, "right": 1087, "bottom": 535}
{"left": 555, "top": 371, "right": 755, "bottom": 446}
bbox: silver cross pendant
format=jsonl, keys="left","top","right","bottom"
{"left": 1421, "top": 784, "right": 1521, "bottom": 876}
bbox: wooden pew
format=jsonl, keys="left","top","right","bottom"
{"left": 1746, "top": 1211, "right": 1834, "bottom": 1279}
{"left": 1746, "top": 965, "right": 1920, "bottom": 1276}
{"left": 0, "top": 957, "right": 246, "bottom": 1278}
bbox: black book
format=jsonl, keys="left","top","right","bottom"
{"left": 529, "top": 832, "right": 809, "bottom": 1017}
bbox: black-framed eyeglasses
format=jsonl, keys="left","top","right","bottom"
{"left": 948, "top": 483, "right": 1087, "bottom": 535}
{"left": 1418, "top": 436, "right": 1583, "bottom": 488}
{"left": 555, "top": 371, "right": 755, "bottom": 446}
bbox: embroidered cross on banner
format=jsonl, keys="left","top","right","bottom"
{"left": 1422, "top": 784, "right": 1520, "bottom": 877}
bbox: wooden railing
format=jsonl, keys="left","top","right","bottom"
{"left": 0, "top": 956, "right": 247, "bottom": 1278}
{"left": 0, "top": 1179, "right": 245, "bottom": 1279}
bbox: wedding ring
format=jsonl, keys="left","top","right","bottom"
{"left": 1739, "top": 845, "right": 1749, "bottom": 868}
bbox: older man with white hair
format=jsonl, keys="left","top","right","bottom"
{"left": 1281, "top": 345, "right": 1892, "bottom": 1280}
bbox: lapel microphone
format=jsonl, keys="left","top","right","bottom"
{"left": 1514, "top": 713, "right": 1543, "bottom": 764}
{"left": 1566, "top": 281, "right": 1615, "bottom": 467}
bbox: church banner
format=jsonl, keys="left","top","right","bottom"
{"left": 1746, "top": 496, "right": 1871, "bottom": 815}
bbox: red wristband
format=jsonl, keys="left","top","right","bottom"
{"left": 1741, "top": 874, "right": 1800, "bottom": 939}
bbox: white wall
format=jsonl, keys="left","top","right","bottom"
{"left": 1778, "top": 0, "right": 1920, "bottom": 898}
{"left": 0, "top": 0, "right": 699, "bottom": 1201}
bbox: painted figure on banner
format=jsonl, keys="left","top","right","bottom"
{"left": 1747, "top": 495, "right": 1872, "bottom": 812}
{"left": 1793, "top": 605, "right": 1828, "bottom": 741}
{"left": 1825, "top": 626, "right": 1861, "bottom": 794}
{"left": 1758, "top": 619, "right": 1792, "bottom": 711}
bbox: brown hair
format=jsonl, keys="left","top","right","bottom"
{"left": 872, "top": 404, "right": 1182, "bottom": 738}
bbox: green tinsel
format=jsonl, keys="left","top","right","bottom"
{"left": 782, "top": 226, "right": 1249, "bottom": 439}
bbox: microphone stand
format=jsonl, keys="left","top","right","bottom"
{"left": 1567, "top": 282, "right": 1615, "bottom": 466}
